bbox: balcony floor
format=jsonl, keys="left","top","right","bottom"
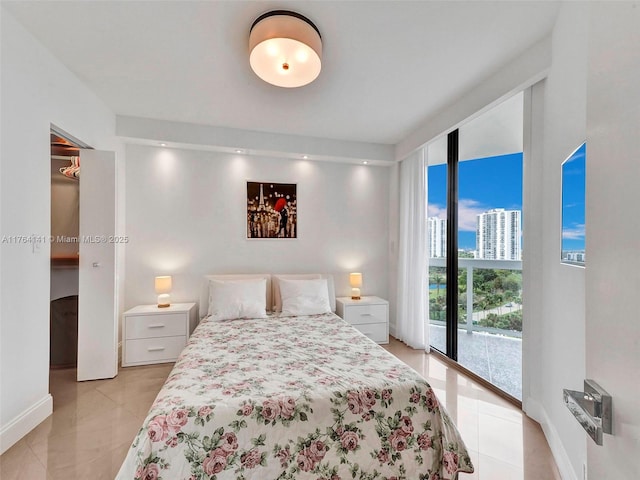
{"left": 430, "top": 325, "right": 522, "bottom": 399}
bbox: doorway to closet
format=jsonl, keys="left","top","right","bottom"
{"left": 49, "top": 126, "right": 119, "bottom": 382}
{"left": 50, "top": 131, "right": 81, "bottom": 369}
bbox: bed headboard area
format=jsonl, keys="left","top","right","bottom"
{"left": 199, "top": 273, "right": 336, "bottom": 318}
{"left": 271, "top": 274, "right": 336, "bottom": 313}
{"left": 200, "top": 274, "right": 272, "bottom": 319}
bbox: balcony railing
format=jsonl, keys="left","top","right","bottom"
{"left": 429, "top": 257, "right": 522, "bottom": 336}
{"left": 429, "top": 257, "right": 523, "bottom": 399}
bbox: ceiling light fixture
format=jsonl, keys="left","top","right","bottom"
{"left": 249, "top": 10, "right": 322, "bottom": 88}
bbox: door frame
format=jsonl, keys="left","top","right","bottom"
{"left": 49, "top": 126, "right": 118, "bottom": 382}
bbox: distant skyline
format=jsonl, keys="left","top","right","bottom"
{"left": 561, "top": 143, "right": 586, "bottom": 254}
{"left": 428, "top": 152, "right": 523, "bottom": 250}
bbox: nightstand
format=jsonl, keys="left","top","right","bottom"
{"left": 336, "top": 296, "right": 389, "bottom": 344}
{"left": 122, "top": 302, "right": 197, "bottom": 367}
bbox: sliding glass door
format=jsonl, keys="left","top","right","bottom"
{"left": 427, "top": 93, "right": 524, "bottom": 400}
{"left": 427, "top": 135, "right": 448, "bottom": 353}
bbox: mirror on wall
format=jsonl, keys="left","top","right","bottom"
{"left": 561, "top": 142, "right": 586, "bottom": 266}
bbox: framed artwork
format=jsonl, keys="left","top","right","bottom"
{"left": 561, "top": 142, "right": 586, "bottom": 266}
{"left": 247, "top": 181, "right": 297, "bottom": 239}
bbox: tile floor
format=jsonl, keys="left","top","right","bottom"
{"left": 1, "top": 338, "right": 561, "bottom": 479}
{"left": 383, "top": 338, "right": 561, "bottom": 480}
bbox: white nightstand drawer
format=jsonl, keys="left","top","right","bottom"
{"left": 344, "top": 304, "right": 388, "bottom": 325}
{"left": 336, "top": 296, "right": 389, "bottom": 345}
{"left": 354, "top": 323, "right": 388, "bottom": 344}
{"left": 124, "top": 336, "right": 186, "bottom": 365}
{"left": 125, "top": 313, "right": 187, "bottom": 340}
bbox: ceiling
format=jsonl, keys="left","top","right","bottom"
{"left": 3, "top": 1, "right": 560, "bottom": 146}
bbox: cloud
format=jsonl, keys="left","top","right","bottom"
{"left": 427, "top": 198, "right": 489, "bottom": 232}
{"left": 562, "top": 224, "right": 585, "bottom": 240}
{"left": 427, "top": 204, "right": 446, "bottom": 219}
{"left": 459, "top": 199, "right": 487, "bottom": 232}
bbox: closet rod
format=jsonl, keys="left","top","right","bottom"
{"left": 51, "top": 154, "right": 78, "bottom": 160}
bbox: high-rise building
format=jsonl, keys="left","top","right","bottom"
{"left": 563, "top": 251, "right": 585, "bottom": 263}
{"left": 476, "top": 209, "right": 521, "bottom": 260}
{"left": 428, "top": 217, "right": 447, "bottom": 258}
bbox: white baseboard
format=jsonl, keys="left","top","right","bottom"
{"left": 0, "top": 394, "right": 53, "bottom": 454}
{"left": 524, "top": 397, "right": 578, "bottom": 480}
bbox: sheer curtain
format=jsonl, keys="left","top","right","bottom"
{"left": 396, "top": 148, "right": 429, "bottom": 350}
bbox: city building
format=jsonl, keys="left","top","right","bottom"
{"left": 563, "top": 251, "right": 586, "bottom": 263}
{"left": 427, "top": 216, "right": 447, "bottom": 258}
{"left": 476, "top": 209, "right": 522, "bottom": 260}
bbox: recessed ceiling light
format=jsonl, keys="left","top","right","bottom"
{"left": 235, "top": 149, "right": 244, "bottom": 153}
{"left": 160, "top": 143, "right": 167, "bottom": 147}
{"left": 363, "top": 161, "right": 369, "bottom": 165}
{"left": 302, "top": 155, "right": 309, "bottom": 159}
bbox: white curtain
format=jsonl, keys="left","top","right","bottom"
{"left": 396, "top": 149, "right": 429, "bottom": 350}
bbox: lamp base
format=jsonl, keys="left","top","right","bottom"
{"left": 157, "top": 293, "right": 170, "bottom": 308}
{"left": 351, "top": 295, "right": 361, "bottom": 300}
{"left": 351, "top": 287, "right": 361, "bottom": 300}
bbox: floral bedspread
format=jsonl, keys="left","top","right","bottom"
{"left": 116, "top": 313, "right": 473, "bottom": 480}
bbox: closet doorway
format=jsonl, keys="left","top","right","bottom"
{"left": 50, "top": 132, "right": 81, "bottom": 369}
{"left": 49, "top": 126, "right": 118, "bottom": 382}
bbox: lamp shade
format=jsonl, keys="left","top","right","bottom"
{"left": 155, "top": 276, "right": 172, "bottom": 294}
{"left": 350, "top": 272, "right": 362, "bottom": 300}
{"left": 249, "top": 10, "right": 322, "bottom": 88}
{"left": 349, "top": 273, "right": 362, "bottom": 288}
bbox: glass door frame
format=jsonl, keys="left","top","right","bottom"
{"left": 429, "top": 99, "right": 526, "bottom": 405}
{"left": 445, "top": 129, "right": 459, "bottom": 361}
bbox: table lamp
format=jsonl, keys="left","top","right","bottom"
{"left": 155, "top": 276, "right": 172, "bottom": 308}
{"left": 350, "top": 272, "right": 362, "bottom": 300}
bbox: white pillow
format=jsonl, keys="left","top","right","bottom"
{"left": 279, "top": 278, "right": 331, "bottom": 316}
{"left": 208, "top": 278, "right": 267, "bottom": 320}
{"left": 272, "top": 274, "right": 322, "bottom": 312}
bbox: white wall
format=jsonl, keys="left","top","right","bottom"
{"left": 0, "top": 10, "right": 118, "bottom": 453}
{"left": 585, "top": 3, "right": 640, "bottom": 478}
{"left": 520, "top": 3, "right": 640, "bottom": 477}
{"left": 124, "top": 145, "right": 390, "bottom": 314}
{"left": 523, "top": 4, "right": 589, "bottom": 479}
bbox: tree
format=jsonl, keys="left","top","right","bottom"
{"left": 503, "top": 273, "right": 521, "bottom": 293}
{"left": 430, "top": 270, "right": 445, "bottom": 298}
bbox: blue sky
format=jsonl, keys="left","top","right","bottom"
{"left": 428, "top": 152, "right": 524, "bottom": 250}
{"left": 561, "top": 143, "right": 586, "bottom": 252}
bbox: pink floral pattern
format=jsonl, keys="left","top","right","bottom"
{"left": 117, "top": 313, "right": 473, "bottom": 479}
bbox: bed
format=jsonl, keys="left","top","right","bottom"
{"left": 116, "top": 274, "right": 474, "bottom": 479}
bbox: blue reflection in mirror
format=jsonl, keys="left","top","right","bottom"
{"left": 561, "top": 143, "right": 586, "bottom": 266}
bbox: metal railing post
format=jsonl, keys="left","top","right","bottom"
{"left": 466, "top": 264, "right": 474, "bottom": 333}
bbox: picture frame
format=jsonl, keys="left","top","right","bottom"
{"left": 561, "top": 142, "right": 586, "bottom": 266}
{"left": 246, "top": 181, "right": 297, "bottom": 239}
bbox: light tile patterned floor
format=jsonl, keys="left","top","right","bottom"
{"left": 383, "top": 337, "right": 560, "bottom": 479}
{"left": 1, "top": 338, "right": 559, "bottom": 479}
